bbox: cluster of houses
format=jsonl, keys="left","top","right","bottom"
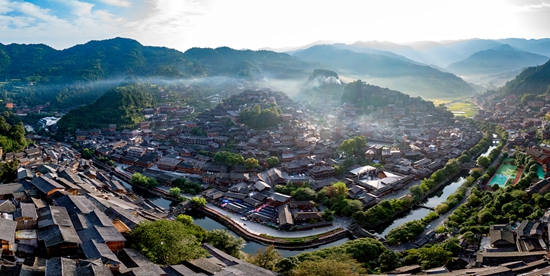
{"left": 0, "top": 143, "right": 277, "bottom": 275}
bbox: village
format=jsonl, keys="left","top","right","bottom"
{"left": 5, "top": 86, "right": 550, "bottom": 276}
{"left": 0, "top": 88, "right": 504, "bottom": 275}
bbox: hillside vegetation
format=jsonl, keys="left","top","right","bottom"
{"left": 56, "top": 83, "right": 158, "bottom": 135}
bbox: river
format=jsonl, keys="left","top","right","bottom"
{"left": 125, "top": 184, "right": 350, "bottom": 257}
{"left": 372, "top": 174, "right": 468, "bottom": 237}
{"left": 371, "top": 140, "right": 497, "bottom": 237}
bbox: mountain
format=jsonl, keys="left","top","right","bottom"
{"left": 0, "top": 37, "right": 198, "bottom": 82}
{"left": 0, "top": 37, "right": 319, "bottom": 84}
{"left": 496, "top": 38, "right": 550, "bottom": 57}
{"left": 498, "top": 59, "right": 550, "bottom": 97}
{"left": 56, "top": 82, "right": 159, "bottom": 135}
{"left": 183, "top": 46, "right": 316, "bottom": 80}
{"left": 293, "top": 45, "right": 476, "bottom": 99}
{"left": 446, "top": 44, "right": 549, "bottom": 76}
{"left": 351, "top": 40, "right": 434, "bottom": 65}
{"left": 0, "top": 38, "right": 322, "bottom": 110}
{"left": 297, "top": 69, "right": 344, "bottom": 102}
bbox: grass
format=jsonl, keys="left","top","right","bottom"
{"left": 446, "top": 100, "right": 479, "bottom": 117}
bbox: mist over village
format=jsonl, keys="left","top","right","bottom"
{"left": 2, "top": 1, "right": 550, "bottom": 275}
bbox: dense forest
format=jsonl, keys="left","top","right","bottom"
{"left": 0, "top": 109, "right": 28, "bottom": 153}
{"left": 238, "top": 104, "right": 283, "bottom": 129}
{"left": 340, "top": 80, "right": 443, "bottom": 115}
{"left": 56, "top": 83, "right": 158, "bottom": 135}
{"left": 498, "top": 59, "right": 550, "bottom": 97}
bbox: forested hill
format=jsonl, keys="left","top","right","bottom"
{"left": 498, "top": 59, "right": 550, "bottom": 97}
{"left": 0, "top": 37, "right": 200, "bottom": 82}
{"left": 183, "top": 47, "right": 316, "bottom": 80}
{"left": 340, "top": 80, "right": 445, "bottom": 114}
{"left": 56, "top": 83, "right": 158, "bottom": 135}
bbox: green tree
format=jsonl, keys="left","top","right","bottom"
{"left": 244, "top": 157, "right": 259, "bottom": 169}
{"left": 176, "top": 214, "right": 193, "bottom": 225}
{"left": 82, "top": 148, "right": 94, "bottom": 159}
{"left": 130, "top": 173, "right": 158, "bottom": 188}
{"left": 477, "top": 156, "right": 490, "bottom": 168}
{"left": 129, "top": 220, "right": 207, "bottom": 264}
{"left": 247, "top": 245, "right": 283, "bottom": 271}
{"left": 434, "top": 203, "right": 449, "bottom": 215}
{"left": 191, "top": 197, "right": 207, "bottom": 207}
{"left": 0, "top": 160, "right": 19, "bottom": 183}
{"left": 291, "top": 258, "right": 365, "bottom": 276}
{"left": 266, "top": 156, "right": 280, "bottom": 168}
{"left": 327, "top": 181, "right": 348, "bottom": 198}
{"left": 292, "top": 187, "right": 316, "bottom": 200}
{"left": 204, "top": 229, "right": 245, "bottom": 258}
{"left": 169, "top": 187, "right": 181, "bottom": 197}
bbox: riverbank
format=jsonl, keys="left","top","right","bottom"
{"left": 196, "top": 206, "right": 351, "bottom": 250}
{"left": 95, "top": 159, "right": 355, "bottom": 250}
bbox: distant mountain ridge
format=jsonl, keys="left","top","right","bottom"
{"left": 446, "top": 44, "right": 549, "bottom": 76}
{"left": 0, "top": 37, "right": 318, "bottom": 83}
{"left": 292, "top": 45, "right": 476, "bottom": 99}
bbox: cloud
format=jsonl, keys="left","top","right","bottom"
{"left": 100, "top": 0, "right": 132, "bottom": 7}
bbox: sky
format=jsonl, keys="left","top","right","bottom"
{"left": 1, "top": 0, "right": 550, "bottom": 52}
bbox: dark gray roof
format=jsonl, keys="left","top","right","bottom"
{"left": 118, "top": 248, "right": 155, "bottom": 268}
{"left": 164, "top": 264, "right": 207, "bottom": 276}
{"left": 85, "top": 210, "right": 114, "bottom": 228}
{"left": 31, "top": 176, "right": 64, "bottom": 195}
{"left": 81, "top": 239, "right": 121, "bottom": 265}
{"left": 120, "top": 265, "right": 166, "bottom": 276}
{"left": 70, "top": 213, "right": 91, "bottom": 231}
{"left": 17, "top": 203, "right": 38, "bottom": 219}
{"left": 0, "top": 217, "right": 16, "bottom": 244}
{"left": 104, "top": 206, "right": 145, "bottom": 229}
{"left": 38, "top": 225, "right": 81, "bottom": 247}
{"left": 46, "top": 257, "right": 114, "bottom": 276}
{"left": 37, "top": 205, "right": 73, "bottom": 228}
{"left": 55, "top": 177, "right": 81, "bottom": 191}
{"left": 78, "top": 225, "right": 126, "bottom": 243}
{"left": 0, "top": 182, "right": 25, "bottom": 196}
{"left": 58, "top": 170, "right": 83, "bottom": 184}
{"left": 0, "top": 199, "right": 16, "bottom": 213}
{"left": 53, "top": 195, "right": 95, "bottom": 215}
{"left": 45, "top": 257, "right": 77, "bottom": 276}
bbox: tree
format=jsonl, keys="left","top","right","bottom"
{"left": 292, "top": 187, "right": 316, "bottom": 200}
{"left": 129, "top": 220, "right": 206, "bottom": 265}
{"left": 0, "top": 160, "right": 18, "bottom": 183}
{"left": 378, "top": 251, "right": 400, "bottom": 272}
{"left": 327, "top": 182, "right": 348, "bottom": 198}
{"left": 434, "top": 203, "right": 449, "bottom": 215}
{"left": 291, "top": 258, "right": 365, "bottom": 276}
{"left": 191, "top": 197, "right": 207, "bottom": 207}
{"left": 169, "top": 187, "right": 181, "bottom": 197}
{"left": 244, "top": 157, "right": 259, "bottom": 169}
{"left": 130, "top": 173, "right": 158, "bottom": 188}
{"left": 477, "top": 156, "right": 490, "bottom": 168}
{"left": 204, "top": 229, "right": 245, "bottom": 258}
{"left": 176, "top": 214, "right": 193, "bottom": 225}
{"left": 82, "top": 148, "right": 94, "bottom": 159}
{"left": 247, "top": 245, "right": 283, "bottom": 271}
{"left": 266, "top": 156, "right": 280, "bottom": 168}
